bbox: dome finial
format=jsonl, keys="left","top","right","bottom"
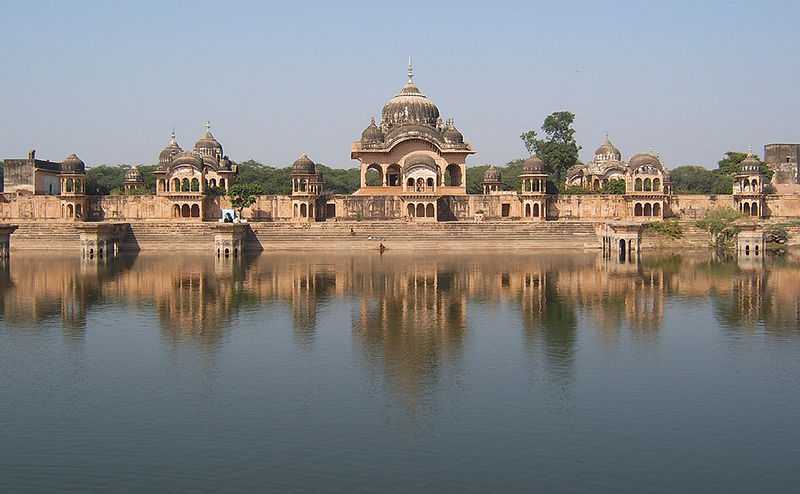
{"left": 204, "top": 120, "right": 211, "bottom": 133}
{"left": 407, "top": 56, "right": 414, "bottom": 83}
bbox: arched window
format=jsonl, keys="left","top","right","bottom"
{"left": 743, "top": 180, "right": 750, "bottom": 191}
{"left": 407, "top": 203, "right": 415, "bottom": 217}
{"left": 644, "top": 203, "right": 652, "bottom": 216}
{"left": 365, "top": 164, "right": 382, "bottom": 186}
{"left": 210, "top": 178, "right": 217, "bottom": 188}
{"left": 293, "top": 203, "right": 298, "bottom": 217}
{"left": 191, "top": 178, "right": 200, "bottom": 192}
{"left": 752, "top": 179, "right": 758, "bottom": 191}
{"left": 416, "top": 178, "right": 424, "bottom": 192}
{"left": 172, "top": 178, "right": 180, "bottom": 191}
{"left": 182, "top": 178, "right": 190, "bottom": 192}
{"left": 533, "top": 180, "right": 540, "bottom": 192}
{"left": 219, "top": 179, "right": 226, "bottom": 190}
{"left": 751, "top": 202, "right": 759, "bottom": 217}
{"left": 634, "top": 203, "right": 643, "bottom": 216}
{"left": 173, "top": 204, "right": 180, "bottom": 217}
{"left": 387, "top": 164, "right": 401, "bottom": 186}
{"left": 525, "top": 203, "right": 531, "bottom": 217}
{"left": 426, "top": 177, "right": 434, "bottom": 188}
{"left": 76, "top": 180, "right": 82, "bottom": 193}
{"left": 653, "top": 178, "right": 661, "bottom": 191}
{"left": 190, "top": 204, "right": 200, "bottom": 217}
{"left": 445, "top": 164, "right": 462, "bottom": 186}
{"left": 300, "top": 203, "right": 308, "bottom": 218}
{"left": 743, "top": 203, "right": 751, "bottom": 215}
{"left": 181, "top": 204, "right": 190, "bottom": 217}
{"left": 533, "top": 203, "right": 540, "bottom": 217}
{"left": 653, "top": 203, "right": 661, "bottom": 217}
{"left": 66, "top": 204, "right": 74, "bottom": 218}
{"left": 644, "top": 178, "right": 652, "bottom": 191}
{"left": 635, "top": 178, "right": 643, "bottom": 192}
{"left": 407, "top": 178, "right": 415, "bottom": 187}
{"left": 66, "top": 178, "right": 74, "bottom": 193}
{"left": 426, "top": 203, "right": 434, "bottom": 217}
{"left": 416, "top": 203, "right": 425, "bottom": 217}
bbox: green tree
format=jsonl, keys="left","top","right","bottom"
{"left": 600, "top": 178, "right": 626, "bottom": 194}
{"left": 85, "top": 165, "right": 127, "bottom": 195}
{"left": 520, "top": 111, "right": 581, "bottom": 182}
{"left": 228, "top": 183, "right": 264, "bottom": 219}
{"left": 717, "top": 151, "right": 773, "bottom": 181}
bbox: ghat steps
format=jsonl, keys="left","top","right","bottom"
{"left": 7, "top": 220, "right": 720, "bottom": 252}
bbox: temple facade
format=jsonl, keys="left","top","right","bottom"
{"left": 1, "top": 64, "right": 799, "bottom": 225}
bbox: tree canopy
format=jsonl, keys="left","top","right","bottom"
{"left": 520, "top": 111, "right": 581, "bottom": 182}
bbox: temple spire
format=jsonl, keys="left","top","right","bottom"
{"left": 407, "top": 56, "right": 414, "bottom": 83}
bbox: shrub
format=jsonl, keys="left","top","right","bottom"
{"left": 644, "top": 221, "right": 684, "bottom": 239}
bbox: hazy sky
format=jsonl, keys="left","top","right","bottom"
{"left": 2, "top": 1, "right": 798, "bottom": 169}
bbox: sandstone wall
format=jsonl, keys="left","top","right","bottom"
{"left": 3, "top": 192, "right": 800, "bottom": 223}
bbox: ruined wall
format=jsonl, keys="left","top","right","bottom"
{"left": 334, "top": 195, "right": 404, "bottom": 220}
{"left": 551, "top": 195, "right": 628, "bottom": 220}
{"left": 3, "top": 160, "right": 35, "bottom": 194}
{"left": 0, "top": 194, "right": 63, "bottom": 220}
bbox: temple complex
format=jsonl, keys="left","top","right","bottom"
{"left": 2, "top": 62, "right": 800, "bottom": 236}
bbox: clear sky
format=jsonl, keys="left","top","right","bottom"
{"left": 2, "top": 0, "right": 798, "bottom": 169}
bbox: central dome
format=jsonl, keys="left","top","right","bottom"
{"left": 380, "top": 62, "right": 440, "bottom": 129}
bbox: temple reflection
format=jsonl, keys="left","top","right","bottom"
{"left": 1, "top": 250, "right": 799, "bottom": 384}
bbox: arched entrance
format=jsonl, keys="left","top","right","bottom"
{"left": 407, "top": 203, "right": 415, "bottom": 217}
{"left": 444, "top": 164, "right": 462, "bottom": 186}
{"left": 181, "top": 204, "right": 190, "bottom": 217}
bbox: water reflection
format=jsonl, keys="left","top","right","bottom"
{"left": 1, "top": 250, "right": 799, "bottom": 382}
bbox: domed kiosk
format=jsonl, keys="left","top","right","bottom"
{"left": 350, "top": 59, "right": 475, "bottom": 220}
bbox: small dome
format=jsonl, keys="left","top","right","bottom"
{"left": 594, "top": 135, "right": 622, "bottom": 162}
{"left": 522, "top": 155, "right": 545, "bottom": 174}
{"left": 628, "top": 153, "right": 663, "bottom": 171}
{"left": 741, "top": 153, "right": 761, "bottom": 173}
{"left": 171, "top": 151, "right": 204, "bottom": 169}
{"left": 443, "top": 119, "right": 464, "bottom": 145}
{"left": 219, "top": 156, "right": 232, "bottom": 170}
{"left": 124, "top": 166, "right": 143, "bottom": 183}
{"left": 380, "top": 62, "right": 440, "bottom": 130}
{"left": 193, "top": 122, "right": 223, "bottom": 157}
{"left": 61, "top": 153, "right": 85, "bottom": 174}
{"left": 292, "top": 153, "right": 316, "bottom": 174}
{"left": 361, "top": 117, "right": 385, "bottom": 144}
{"left": 483, "top": 165, "right": 501, "bottom": 182}
{"left": 159, "top": 131, "right": 182, "bottom": 167}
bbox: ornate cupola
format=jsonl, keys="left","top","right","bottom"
{"left": 734, "top": 151, "right": 766, "bottom": 218}
{"left": 124, "top": 165, "right": 145, "bottom": 194}
{"left": 593, "top": 134, "right": 622, "bottom": 163}
{"left": 193, "top": 121, "right": 223, "bottom": 160}
{"left": 159, "top": 131, "right": 182, "bottom": 168}
{"left": 60, "top": 153, "right": 87, "bottom": 221}
{"left": 361, "top": 117, "right": 385, "bottom": 146}
{"left": 380, "top": 59, "right": 440, "bottom": 131}
{"left": 482, "top": 165, "right": 502, "bottom": 194}
{"left": 443, "top": 119, "right": 464, "bottom": 145}
{"left": 290, "top": 153, "right": 325, "bottom": 222}
{"left": 519, "top": 155, "right": 549, "bottom": 221}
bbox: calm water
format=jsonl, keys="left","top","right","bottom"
{"left": 1, "top": 250, "right": 799, "bottom": 493}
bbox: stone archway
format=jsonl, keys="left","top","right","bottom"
{"left": 444, "top": 164, "right": 462, "bottom": 186}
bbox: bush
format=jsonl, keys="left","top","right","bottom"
{"left": 600, "top": 178, "right": 626, "bottom": 195}
{"left": 645, "top": 221, "right": 684, "bottom": 239}
{"left": 695, "top": 207, "right": 742, "bottom": 250}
